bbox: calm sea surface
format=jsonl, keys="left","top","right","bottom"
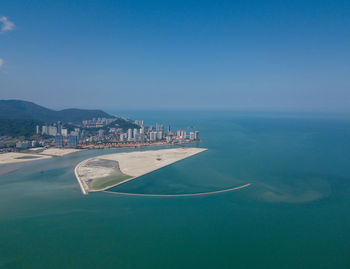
{"left": 1, "top": 111, "right": 350, "bottom": 268}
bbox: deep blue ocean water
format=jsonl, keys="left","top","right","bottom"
{"left": 1, "top": 111, "right": 350, "bottom": 268}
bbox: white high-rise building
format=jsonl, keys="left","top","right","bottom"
{"left": 48, "top": 126, "right": 57, "bottom": 136}
{"left": 42, "top": 125, "right": 48, "bottom": 135}
{"left": 189, "top": 132, "right": 195, "bottom": 140}
{"left": 127, "top": 129, "right": 133, "bottom": 141}
{"left": 194, "top": 131, "right": 199, "bottom": 140}
{"left": 149, "top": 131, "right": 157, "bottom": 142}
{"left": 98, "top": 129, "right": 104, "bottom": 140}
{"left": 133, "top": 128, "right": 139, "bottom": 138}
{"left": 156, "top": 131, "right": 163, "bottom": 140}
{"left": 177, "top": 130, "right": 186, "bottom": 138}
{"left": 61, "top": 128, "right": 68, "bottom": 137}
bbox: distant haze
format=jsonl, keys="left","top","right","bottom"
{"left": 0, "top": 0, "right": 349, "bottom": 112}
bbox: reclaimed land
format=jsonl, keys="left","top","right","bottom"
{"left": 74, "top": 147, "right": 207, "bottom": 195}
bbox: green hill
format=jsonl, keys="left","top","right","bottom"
{"left": 0, "top": 118, "right": 44, "bottom": 138}
{"left": 0, "top": 100, "right": 138, "bottom": 138}
{"left": 0, "top": 100, "right": 114, "bottom": 123}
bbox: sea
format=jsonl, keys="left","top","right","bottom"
{"left": 1, "top": 110, "right": 350, "bottom": 269}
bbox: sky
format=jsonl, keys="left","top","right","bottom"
{"left": 0, "top": 0, "right": 349, "bottom": 111}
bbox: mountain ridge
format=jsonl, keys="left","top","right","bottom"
{"left": 0, "top": 99, "right": 114, "bottom": 123}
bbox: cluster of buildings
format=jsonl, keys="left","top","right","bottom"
{"left": 82, "top": 118, "right": 115, "bottom": 128}
{"left": 116, "top": 121, "right": 199, "bottom": 144}
{"left": 2, "top": 118, "right": 200, "bottom": 151}
{"left": 38, "top": 122, "right": 84, "bottom": 148}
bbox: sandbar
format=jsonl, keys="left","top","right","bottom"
{"left": 74, "top": 147, "right": 207, "bottom": 194}
{"left": 0, "top": 152, "right": 52, "bottom": 165}
{"left": 39, "top": 148, "right": 82, "bottom": 157}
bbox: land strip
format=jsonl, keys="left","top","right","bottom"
{"left": 74, "top": 147, "right": 207, "bottom": 194}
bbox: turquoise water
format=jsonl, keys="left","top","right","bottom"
{"left": 1, "top": 111, "right": 350, "bottom": 268}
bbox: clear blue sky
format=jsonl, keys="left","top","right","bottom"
{"left": 0, "top": 0, "right": 349, "bottom": 111}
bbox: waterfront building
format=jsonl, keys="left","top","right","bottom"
{"left": 149, "top": 131, "right": 157, "bottom": 142}
{"left": 127, "top": 129, "right": 133, "bottom": 141}
{"left": 177, "top": 130, "right": 186, "bottom": 139}
{"left": 156, "top": 131, "right": 163, "bottom": 140}
{"left": 74, "top": 128, "right": 81, "bottom": 138}
{"left": 68, "top": 136, "right": 78, "bottom": 148}
{"left": 55, "top": 135, "right": 64, "bottom": 148}
{"left": 61, "top": 128, "right": 68, "bottom": 137}
{"left": 166, "top": 135, "right": 173, "bottom": 143}
{"left": 134, "top": 133, "right": 141, "bottom": 142}
{"left": 133, "top": 128, "right": 139, "bottom": 138}
{"left": 48, "top": 126, "right": 57, "bottom": 136}
{"left": 42, "top": 125, "right": 48, "bottom": 135}
{"left": 189, "top": 132, "right": 195, "bottom": 140}
{"left": 194, "top": 131, "right": 199, "bottom": 140}
{"left": 140, "top": 133, "right": 145, "bottom": 142}
{"left": 57, "top": 122, "right": 62, "bottom": 135}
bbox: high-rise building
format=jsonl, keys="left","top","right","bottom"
{"left": 177, "top": 130, "right": 186, "bottom": 138}
{"left": 57, "top": 122, "right": 62, "bottom": 135}
{"left": 42, "top": 125, "right": 48, "bottom": 135}
{"left": 61, "top": 128, "right": 68, "bottom": 137}
{"left": 36, "top": 125, "right": 40, "bottom": 134}
{"left": 55, "top": 135, "right": 64, "bottom": 148}
{"left": 149, "top": 131, "right": 157, "bottom": 142}
{"left": 166, "top": 135, "right": 173, "bottom": 143}
{"left": 74, "top": 128, "right": 81, "bottom": 138}
{"left": 98, "top": 129, "right": 104, "bottom": 141}
{"left": 156, "top": 131, "right": 163, "bottom": 140}
{"left": 189, "top": 132, "right": 195, "bottom": 140}
{"left": 194, "top": 131, "right": 199, "bottom": 140}
{"left": 48, "top": 126, "right": 57, "bottom": 136}
{"left": 133, "top": 128, "right": 139, "bottom": 138}
{"left": 68, "top": 136, "right": 78, "bottom": 148}
{"left": 127, "top": 129, "right": 133, "bottom": 141}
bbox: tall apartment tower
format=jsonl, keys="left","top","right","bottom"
{"left": 127, "top": 129, "right": 133, "bottom": 141}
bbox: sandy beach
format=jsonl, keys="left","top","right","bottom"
{"left": 75, "top": 147, "right": 207, "bottom": 194}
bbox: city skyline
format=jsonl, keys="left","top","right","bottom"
{"left": 1, "top": 0, "right": 349, "bottom": 112}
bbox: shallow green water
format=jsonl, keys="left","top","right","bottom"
{"left": 1, "top": 111, "right": 350, "bottom": 268}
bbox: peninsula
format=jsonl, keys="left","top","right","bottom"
{"left": 74, "top": 147, "right": 207, "bottom": 195}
